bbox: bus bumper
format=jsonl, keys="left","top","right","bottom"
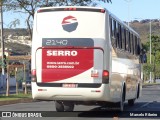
{"left": 32, "top": 82, "right": 112, "bottom": 102}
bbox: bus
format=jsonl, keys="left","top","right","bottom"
{"left": 31, "top": 6, "right": 144, "bottom": 111}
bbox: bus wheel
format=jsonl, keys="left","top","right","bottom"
{"left": 119, "top": 95, "right": 124, "bottom": 111}
{"left": 63, "top": 101, "right": 74, "bottom": 111}
{"left": 128, "top": 84, "right": 139, "bottom": 106}
{"left": 128, "top": 99, "right": 135, "bottom": 106}
{"left": 119, "top": 86, "right": 125, "bottom": 111}
{"left": 55, "top": 101, "right": 64, "bottom": 112}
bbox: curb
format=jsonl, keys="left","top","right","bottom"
{"left": 142, "top": 83, "right": 160, "bottom": 88}
{"left": 0, "top": 98, "right": 33, "bottom": 106}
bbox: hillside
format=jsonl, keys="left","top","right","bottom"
{"left": 4, "top": 28, "right": 29, "bottom": 37}
{"left": 2, "top": 28, "right": 31, "bottom": 55}
{"left": 2, "top": 20, "right": 160, "bottom": 55}
{"left": 130, "top": 20, "right": 160, "bottom": 43}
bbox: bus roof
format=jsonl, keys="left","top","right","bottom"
{"left": 108, "top": 11, "right": 140, "bottom": 37}
{"left": 37, "top": 6, "right": 107, "bottom": 13}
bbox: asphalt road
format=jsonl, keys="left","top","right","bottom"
{"left": 0, "top": 84, "right": 160, "bottom": 120}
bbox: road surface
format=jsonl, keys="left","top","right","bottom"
{"left": 0, "top": 84, "right": 160, "bottom": 120}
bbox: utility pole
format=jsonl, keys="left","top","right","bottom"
{"left": 149, "top": 20, "right": 152, "bottom": 83}
{"left": 46, "top": 0, "right": 48, "bottom": 6}
{"left": 0, "top": 0, "right": 5, "bottom": 87}
{"left": 124, "top": 0, "right": 132, "bottom": 27}
{"left": 134, "top": 18, "right": 152, "bottom": 83}
{"left": 15, "top": 67, "right": 18, "bottom": 95}
{"left": 23, "top": 61, "right": 27, "bottom": 94}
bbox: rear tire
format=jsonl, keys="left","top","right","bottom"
{"left": 137, "top": 84, "right": 140, "bottom": 99}
{"left": 63, "top": 101, "right": 74, "bottom": 111}
{"left": 128, "top": 99, "right": 135, "bottom": 106}
{"left": 119, "top": 85, "right": 125, "bottom": 111}
{"left": 119, "top": 94, "right": 125, "bottom": 111}
{"left": 128, "top": 84, "right": 139, "bottom": 106}
{"left": 55, "top": 101, "right": 64, "bottom": 112}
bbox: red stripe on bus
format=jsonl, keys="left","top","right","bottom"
{"left": 41, "top": 48, "right": 93, "bottom": 82}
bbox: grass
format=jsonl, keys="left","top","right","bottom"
{"left": 0, "top": 93, "right": 32, "bottom": 101}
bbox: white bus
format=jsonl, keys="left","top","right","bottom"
{"left": 31, "top": 6, "right": 145, "bottom": 111}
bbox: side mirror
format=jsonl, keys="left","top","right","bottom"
{"left": 140, "top": 49, "right": 147, "bottom": 63}
{"left": 142, "top": 54, "right": 147, "bottom": 63}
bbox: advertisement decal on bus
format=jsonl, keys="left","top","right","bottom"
{"left": 42, "top": 48, "right": 93, "bottom": 82}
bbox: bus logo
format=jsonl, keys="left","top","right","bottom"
{"left": 62, "top": 16, "right": 78, "bottom": 32}
{"left": 47, "top": 50, "right": 78, "bottom": 56}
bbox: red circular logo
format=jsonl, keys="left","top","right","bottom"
{"left": 62, "top": 16, "right": 78, "bottom": 32}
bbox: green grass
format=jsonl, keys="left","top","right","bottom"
{"left": 0, "top": 93, "right": 32, "bottom": 101}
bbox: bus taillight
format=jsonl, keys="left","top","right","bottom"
{"left": 64, "top": 8, "right": 77, "bottom": 11}
{"left": 102, "top": 70, "right": 109, "bottom": 84}
{"left": 100, "top": 9, "right": 105, "bottom": 13}
{"left": 31, "top": 69, "right": 37, "bottom": 82}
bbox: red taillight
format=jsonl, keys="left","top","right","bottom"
{"left": 73, "top": 8, "right": 76, "bottom": 11}
{"left": 31, "top": 69, "right": 37, "bottom": 82}
{"left": 102, "top": 70, "right": 109, "bottom": 84}
{"left": 103, "top": 70, "right": 109, "bottom": 77}
{"left": 37, "top": 9, "right": 42, "bottom": 13}
{"left": 64, "top": 8, "right": 77, "bottom": 11}
{"left": 101, "top": 9, "right": 105, "bottom": 13}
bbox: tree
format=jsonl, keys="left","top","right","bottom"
{"left": 3, "top": 0, "right": 112, "bottom": 39}
{"left": 151, "top": 35, "right": 160, "bottom": 82}
{"left": 143, "top": 35, "right": 160, "bottom": 83}
{"left": 143, "top": 63, "right": 152, "bottom": 82}
{"left": 3, "top": 0, "right": 42, "bottom": 38}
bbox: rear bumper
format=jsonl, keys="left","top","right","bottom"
{"left": 32, "top": 82, "right": 111, "bottom": 102}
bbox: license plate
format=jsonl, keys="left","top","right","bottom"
{"left": 62, "top": 83, "right": 77, "bottom": 88}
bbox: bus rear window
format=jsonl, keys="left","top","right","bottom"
{"left": 36, "top": 11, "right": 105, "bottom": 37}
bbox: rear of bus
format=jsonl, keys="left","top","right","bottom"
{"left": 31, "top": 7, "right": 110, "bottom": 103}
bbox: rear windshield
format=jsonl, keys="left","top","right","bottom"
{"left": 36, "top": 10, "right": 105, "bottom": 38}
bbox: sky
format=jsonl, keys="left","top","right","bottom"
{"left": 3, "top": 0, "right": 160, "bottom": 28}
{"left": 100, "top": 0, "right": 160, "bottom": 21}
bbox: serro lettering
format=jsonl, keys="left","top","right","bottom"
{"left": 47, "top": 50, "right": 78, "bottom": 56}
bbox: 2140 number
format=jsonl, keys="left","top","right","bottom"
{"left": 45, "top": 39, "right": 68, "bottom": 46}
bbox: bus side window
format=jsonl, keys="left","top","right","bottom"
{"left": 132, "top": 35, "right": 134, "bottom": 54}
{"left": 135, "top": 36, "right": 141, "bottom": 55}
{"left": 126, "top": 30, "right": 129, "bottom": 51}
{"left": 131, "top": 34, "right": 134, "bottom": 54}
{"left": 128, "top": 32, "right": 131, "bottom": 52}
{"left": 109, "top": 17, "right": 113, "bottom": 37}
{"left": 136, "top": 43, "right": 141, "bottom": 55}
{"left": 123, "top": 28, "right": 126, "bottom": 50}
{"left": 110, "top": 18, "right": 116, "bottom": 48}
{"left": 111, "top": 19, "right": 117, "bottom": 48}
{"left": 116, "top": 21, "right": 119, "bottom": 48}
{"left": 117, "top": 23, "right": 123, "bottom": 49}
